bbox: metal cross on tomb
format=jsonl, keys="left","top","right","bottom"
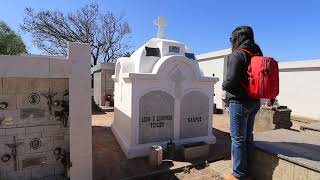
{"left": 5, "top": 136, "right": 24, "bottom": 171}
{"left": 154, "top": 16, "right": 168, "bottom": 39}
{"left": 41, "top": 88, "right": 58, "bottom": 115}
{"left": 170, "top": 68, "right": 186, "bottom": 98}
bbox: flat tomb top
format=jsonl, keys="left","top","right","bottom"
{"left": 300, "top": 122, "right": 320, "bottom": 131}
{"left": 254, "top": 129, "right": 320, "bottom": 172}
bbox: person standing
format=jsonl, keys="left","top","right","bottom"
{"left": 222, "top": 26, "right": 262, "bottom": 180}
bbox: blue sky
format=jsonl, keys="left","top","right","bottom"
{"left": 0, "top": 0, "right": 319, "bottom": 61}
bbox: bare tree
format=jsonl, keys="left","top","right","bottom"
{"left": 20, "top": 3, "right": 131, "bottom": 65}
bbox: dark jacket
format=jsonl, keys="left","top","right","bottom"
{"left": 222, "top": 40, "right": 263, "bottom": 103}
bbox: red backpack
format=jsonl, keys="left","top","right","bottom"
{"left": 237, "top": 48, "right": 279, "bottom": 99}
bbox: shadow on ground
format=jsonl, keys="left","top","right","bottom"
{"left": 92, "top": 125, "right": 231, "bottom": 180}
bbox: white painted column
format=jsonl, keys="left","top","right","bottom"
{"left": 68, "top": 42, "right": 92, "bottom": 180}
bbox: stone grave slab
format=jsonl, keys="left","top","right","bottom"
{"left": 254, "top": 129, "right": 320, "bottom": 172}
{"left": 139, "top": 90, "right": 174, "bottom": 143}
{"left": 180, "top": 91, "right": 209, "bottom": 138}
{"left": 300, "top": 122, "right": 320, "bottom": 137}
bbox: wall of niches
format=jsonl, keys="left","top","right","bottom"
{"left": 0, "top": 78, "right": 70, "bottom": 180}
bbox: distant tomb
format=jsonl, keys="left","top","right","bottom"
{"left": 92, "top": 62, "right": 116, "bottom": 107}
{"left": 111, "top": 17, "right": 219, "bottom": 159}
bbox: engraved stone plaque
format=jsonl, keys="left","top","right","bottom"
{"left": 20, "top": 108, "right": 45, "bottom": 119}
{"left": 49, "top": 132, "right": 64, "bottom": 140}
{"left": 180, "top": 91, "right": 209, "bottom": 138}
{"left": 139, "top": 91, "right": 174, "bottom": 144}
{"left": 22, "top": 156, "right": 47, "bottom": 168}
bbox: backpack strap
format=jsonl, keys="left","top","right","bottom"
{"left": 235, "top": 48, "right": 253, "bottom": 94}
{"left": 236, "top": 48, "right": 254, "bottom": 57}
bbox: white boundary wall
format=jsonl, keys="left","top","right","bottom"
{"left": 197, "top": 49, "right": 231, "bottom": 109}
{"left": 197, "top": 49, "right": 320, "bottom": 121}
{"left": 278, "top": 60, "right": 320, "bottom": 120}
{"left": 0, "top": 42, "right": 92, "bottom": 180}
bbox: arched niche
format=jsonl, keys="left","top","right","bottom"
{"left": 180, "top": 91, "right": 210, "bottom": 138}
{"left": 138, "top": 90, "right": 174, "bottom": 144}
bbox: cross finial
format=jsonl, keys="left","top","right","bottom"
{"left": 154, "top": 16, "right": 168, "bottom": 39}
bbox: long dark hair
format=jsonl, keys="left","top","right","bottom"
{"left": 231, "top": 26, "right": 255, "bottom": 50}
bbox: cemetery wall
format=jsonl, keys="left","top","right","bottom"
{"left": 197, "top": 50, "right": 320, "bottom": 121}
{"left": 197, "top": 49, "right": 230, "bottom": 109}
{"left": 0, "top": 42, "right": 92, "bottom": 180}
{"left": 278, "top": 60, "right": 320, "bottom": 120}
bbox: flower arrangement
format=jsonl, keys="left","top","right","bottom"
{"left": 105, "top": 94, "right": 113, "bottom": 101}
{"left": 105, "top": 94, "right": 114, "bottom": 106}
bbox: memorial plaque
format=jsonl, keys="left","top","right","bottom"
{"left": 180, "top": 91, "right": 209, "bottom": 138}
{"left": 20, "top": 108, "right": 45, "bottom": 119}
{"left": 30, "top": 138, "right": 42, "bottom": 150}
{"left": 22, "top": 156, "right": 47, "bottom": 168}
{"left": 169, "top": 46, "right": 180, "bottom": 53}
{"left": 139, "top": 91, "right": 174, "bottom": 144}
{"left": 28, "top": 93, "right": 41, "bottom": 105}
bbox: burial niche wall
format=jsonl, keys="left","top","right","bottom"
{"left": 0, "top": 78, "right": 70, "bottom": 180}
{"left": 139, "top": 90, "right": 174, "bottom": 144}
